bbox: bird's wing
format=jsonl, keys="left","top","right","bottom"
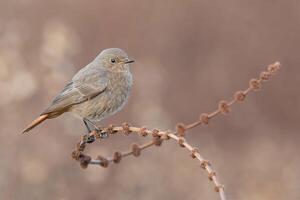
{"left": 41, "top": 67, "right": 108, "bottom": 116}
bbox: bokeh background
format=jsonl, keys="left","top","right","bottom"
{"left": 0, "top": 0, "right": 299, "bottom": 199}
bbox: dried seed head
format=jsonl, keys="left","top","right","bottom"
{"left": 260, "top": 71, "right": 271, "bottom": 81}
{"left": 107, "top": 124, "right": 115, "bottom": 135}
{"left": 178, "top": 137, "right": 186, "bottom": 147}
{"left": 113, "top": 151, "right": 122, "bottom": 163}
{"left": 234, "top": 91, "right": 246, "bottom": 102}
{"left": 153, "top": 136, "right": 163, "bottom": 146}
{"left": 268, "top": 62, "right": 280, "bottom": 74}
{"left": 191, "top": 148, "right": 200, "bottom": 159}
{"left": 139, "top": 127, "right": 148, "bottom": 137}
{"left": 200, "top": 160, "right": 211, "bottom": 169}
{"left": 71, "top": 150, "right": 82, "bottom": 161}
{"left": 215, "top": 185, "right": 225, "bottom": 193}
{"left": 199, "top": 113, "right": 209, "bottom": 125}
{"left": 79, "top": 155, "right": 91, "bottom": 169}
{"left": 122, "top": 123, "right": 131, "bottom": 135}
{"left": 218, "top": 101, "right": 230, "bottom": 114}
{"left": 96, "top": 155, "right": 109, "bottom": 168}
{"left": 95, "top": 133, "right": 101, "bottom": 139}
{"left": 131, "top": 143, "right": 141, "bottom": 157}
{"left": 161, "top": 132, "right": 170, "bottom": 140}
{"left": 80, "top": 135, "right": 86, "bottom": 141}
{"left": 76, "top": 141, "right": 86, "bottom": 152}
{"left": 249, "top": 79, "right": 261, "bottom": 90}
{"left": 152, "top": 129, "right": 160, "bottom": 137}
{"left": 208, "top": 171, "right": 217, "bottom": 181}
{"left": 176, "top": 123, "right": 186, "bottom": 136}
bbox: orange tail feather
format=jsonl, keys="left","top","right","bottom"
{"left": 22, "top": 114, "right": 49, "bottom": 133}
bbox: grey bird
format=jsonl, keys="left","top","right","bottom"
{"left": 22, "top": 48, "right": 134, "bottom": 136}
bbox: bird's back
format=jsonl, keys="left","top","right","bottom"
{"left": 41, "top": 62, "right": 109, "bottom": 117}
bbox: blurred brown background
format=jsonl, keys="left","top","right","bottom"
{"left": 0, "top": 0, "right": 299, "bottom": 199}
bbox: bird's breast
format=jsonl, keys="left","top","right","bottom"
{"left": 106, "top": 71, "right": 132, "bottom": 112}
{"left": 70, "top": 70, "right": 132, "bottom": 121}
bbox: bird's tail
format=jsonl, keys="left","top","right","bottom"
{"left": 22, "top": 114, "right": 49, "bottom": 133}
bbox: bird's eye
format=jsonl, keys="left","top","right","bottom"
{"left": 111, "top": 58, "right": 116, "bottom": 63}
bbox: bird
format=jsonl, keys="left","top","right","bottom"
{"left": 22, "top": 48, "right": 134, "bottom": 139}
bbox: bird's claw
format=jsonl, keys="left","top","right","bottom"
{"left": 99, "top": 131, "right": 108, "bottom": 139}
{"left": 86, "top": 135, "right": 96, "bottom": 143}
{"left": 81, "top": 128, "right": 108, "bottom": 144}
{"left": 82, "top": 134, "right": 96, "bottom": 144}
{"left": 95, "top": 128, "right": 109, "bottom": 139}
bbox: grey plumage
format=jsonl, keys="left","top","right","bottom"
{"left": 23, "top": 48, "right": 134, "bottom": 133}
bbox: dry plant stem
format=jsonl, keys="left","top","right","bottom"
{"left": 89, "top": 140, "right": 156, "bottom": 164}
{"left": 167, "top": 133, "right": 226, "bottom": 199}
{"left": 72, "top": 62, "right": 280, "bottom": 200}
{"left": 185, "top": 61, "right": 280, "bottom": 130}
{"left": 77, "top": 127, "right": 226, "bottom": 200}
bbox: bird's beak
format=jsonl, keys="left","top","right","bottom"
{"left": 124, "top": 59, "right": 135, "bottom": 64}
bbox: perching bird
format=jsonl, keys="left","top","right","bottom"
{"left": 22, "top": 48, "right": 134, "bottom": 136}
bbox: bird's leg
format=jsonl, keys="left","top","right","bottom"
{"left": 83, "top": 118, "right": 96, "bottom": 143}
{"left": 83, "top": 118, "right": 101, "bottom": 132}
{"left": 83, "top": 118, "right": 108, "bottom": 139}
{"left": 83, "top": 119, "right": 92, "bottom": 133}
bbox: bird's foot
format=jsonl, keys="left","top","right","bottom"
{"left": 99, "top": 131, "right": 109, "bottom": 139}
{"left": 81, "top": 127, "right": 109, "bottom": 144}
{"left": 94, "top": 128, "right": 109, "bottom": 139}
{"left": 82, "top": 134, "right": 96, "bottom": 144}
{"left": 86, "top": 135, "right": 96, "bottom": 143}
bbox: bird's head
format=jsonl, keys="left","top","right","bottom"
{"left": 95, "top": 48, "right": 134, "bottom": 71}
